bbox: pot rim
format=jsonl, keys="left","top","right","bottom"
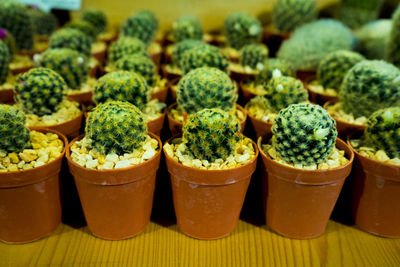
{"left": 323, "top": 101, "right": 366, "bottom": 129}
{"left": 29, "top": 111, "right": 83, "bottom": 131}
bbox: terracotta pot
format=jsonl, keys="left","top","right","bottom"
{"left": 247, "top": 112, "right": 272, "bottom": 139}
{"left": 164, "top": 137, "right": 258, "bottom": 239}
{"left": 0, "top": 128, "right": 67, "bottom": 244}
{"left": 98, "top": 31, "right": 118, "bottom": 46}
{"left": 240, "top": 83, "right": 258, "bottom": 104}
{"left": 296, "top": 70, "right": 316, "bottom": 83}
{"left": 150, "top": 86, "right": 169, "bottom": 103}
{"left": 10, "top": 64, "right": 33, "bottom": 76}
{"left": 147, "top": 110, "right": 166, "bottom": 136}
{"left": 90, "top": 61, "right": 102, "bottom": 78}
{"left": 348, "top": 132, "right": 400, "bottom": 238}
{"left": 262, "top": 28, "right": 290, "bottom": 57}
{"left": 0, "top": 88, "right": 14, "bottom": 104}
{"left": 258, "top": 137, "right": 354, "bottom": 239}
{"left": 230, "top": 69, "right": 256, "bottom": 83}
{"left": 92, "top": 46, "right": 107, "bottom": 65}
{"left": 66, "top": 132, "right": 162, "bottom": 240}
{"left": 30, "top": 112, "right": 83, "bottom": 140}
{"left": 161, "top": 64, "right": 182, "bottom": 81}
{"left": 167, "top": 103, "right": 247, "bottom": 136}
{"left": 150, "top": 50, "right": 162, "bottom": 66}
{"left": 169, "top": 83, "right": 178, "bottom": 101}
{"left": 303, "top": 77, "right": 339, "bottom": 106}
{"left": 67, "top": 91, "right": 94, "bottom": 106}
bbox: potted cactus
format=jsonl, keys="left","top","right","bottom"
{"left": 27, "top": 7, "right": 58, "bottom": 41}
{"left": 92, "top": 71, "right": 166, "bottom": 135}
{"left": 167, "top": 67, "right": 246, "bottom": 136}
{"left": 0, "top": 39, "right": 14, "bottom": 104}
{"left": 388, "top": 4, "right": 400, "bottom": 67}
{"left": 337, "top": 0, "right": 383, "bottom": 29}
{"left": 0, "top": 104, "right": 67, "bottom": 244}
{"left": 171, "top": 15, "right": 203, "bottom": 43}
{"left": 164, "top": 108, "right": 258, "bottom": 239}
{"left": 305, "top": 50, "right": 365, "bottom": 105}
{"left": 106, "top": 36, "right": 148, "bottom": 67}
{"left": 81, "top": 8, "right": 118, "bottom": 45}
{"left": 246, "top": 70, "right": 308, "bottom": 138}
{"left": 66, "top": 101, "right": 162, "bottom": 240}
{"left": 325, "top": 60, "right": 400, "bottom": 138}
{"left": 13, "top": 68, "right": 83, "bottom": 139}
{"left": 348, "top": 107, "right": 400, "bottom": 237}
{"left": 258, "top": 103, "right": 354, "bottom": 239}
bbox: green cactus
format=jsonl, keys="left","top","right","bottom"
{"left": 28, "top": 8, "right": 58, "bottom": 36}
{"left": 82, "top": 8, "right": 107, "bottom": 35}
{"left": 255, "top": 58, "right": 295, "bottom": 84}
{"left": 0, "top": 104, "right": 30, "bottom": 153}
{"left": 14, "top": 68, "right": 67, "bottom": 116}
{"left": 272, "top": 0, "right": 318, "bottom": 33}
{"left": 277, "top": 19, "right": 355, "bottom": 70}
{"left": 388, "top": 5, "right": 400, "bottom": 67}
{"left": 272, "top": 103, "right": 338, "bottom": 165}
{"left": 177, "top": 67, "right": 237, "bottom": 114}
{"left": 85, "top": 100, "right": 148, "bottom": 156}
{"left": 108, "top": 37, "right": 148, "bottom": 64}
{"left": 338, "top": 0, "right": 383, "bottom": 29}
{"left": 239, "top": 43, "right": 269, "bottom": 70}
{"left": 93, "top": 71, "right": 150, "bottom": 109}
{"left": 172, "top": 15, "right": 203, "bottom": 42}
{"left": 317, "top": 50, "right": 365, "bottom": 91}
{"left": 364, "top": 107, "right": 400, "bottom": 158}
{"left": 0, "top": 40, "right": 10, "bottom": 85}
{"left": 224, "top": 12, "right": 263, "bottom": 50}
{"left": 179, "top": 44, "right": 228, "bottom": 74}
{"left": 65, "top": 20, "right": 97, "bottom": 41}
{"left": 340, "top": 60, "right": 400, "bottom": 118}
{"left": 0, "top": 2, "right": 34, "bottom": 51}
{"left": 0, "top": 28, "right": 16, "bottom": 58}
{"left": 183, "top": 108, "right": 241, "bottom": 161}
{"left": 121, "top": 10, "right": 159, "bottom": 45}
{"left": 114, "top": 54, "right": 157, "bottom": 87}
{"left": 49, "top": 28, "right": 92, "bottom": 57}
{"left": 35, "top": 48, "right": 90, "bottom": 89}
{"left": 171, "top": 39, "right": 206, "bottom": 67}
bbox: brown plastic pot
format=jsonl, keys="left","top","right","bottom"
{"left": 67, "top": 91, "right": 94, "bottom": 106}
{"left": 150, "top": 85, "right": 169, "bottom": 103}
{"left": 247, "top": 112, "right": 272, "bottom": 139}
{"left": 0, "top": 128, "right": 67, "bottom": 244}
{"left": 258, "top": 137, "right": 354, "bottom": 239}
{"left": 66, "top": 132, "right": 162, "bottom": 240}
{"left": 30, "top": 112, "right": 83, "bottom": 140}
{"left": 262, "top": 27, "right": 290, "bottom": 57}
{"left": 297, "top": 70, "right": 316, "bottom": 83}
{"left": 0, "top": 88, "right": 14, "bottom": 104}
{"left": 348, "top": 132, "right": 400, "bottom": 238}
{"left": 164, "top": 137, "right": 258, "bottom": 239}
{"left": 98, "top": 31, "right": 118, "bottom": 45}
{"left": 240, "top": 83, "right": 258, "bottom": 104}
{"left": 10, "top": 64, "right": 33, "bottom": 76}
{"left": 230, "top": 69, "right": 256, "bottom": 83}
{"left": 90, "top": 61, "right": 102, "bottom": 78}
{"left": 150, "top": 50, "right": 162, "bottom": 66}
{"left": 91, "top": 45, "right": 107, "bottom": 65}
{"left": 304, "top": 77, "right": 339, "bottom": 106}
{"left": 167, "top": 103, "right": 247, "bottom": 136}
{"left": 161, "top": 64, "right": 182, "bottom": 81}
{"left": 147, "top": 110, "right": 166, "bottom": 136}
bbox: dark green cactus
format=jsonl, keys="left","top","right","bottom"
{"left": 0, "top": 104, "right": 30, "bottom": 153}
{"left": 183, "top": 108, "right": 241, "bottom": 161}
{"left": 255, "top": 58, "right": 295, "bottom": 84}
{"left": 121, "top": 10, "right": 159, "bottom": 45}
{"left": 0, "top": 28, "right": 16, "bottom": 58}
{"left": 239, "top": 43, "right": 269, "bottom": 70}
{"left": 272, "top": 103, "right": 338, "bottom": 165}
{"left": 388, "top": 5, "right": 400, "bottom": 67}
{"left": 224, "top": 12, "right": 262, "bottom": 50}
{"left": 0, "top": 40, "right": 10, "bottom": 85}
{"left": 171, "top": 39, "right": 206, "bottom": 67}
{"left": 108, "top": 37, "right": 148, "bottom": 64}
{"left": 114, "top": 54, "right": 157, "bottom": 87}
{"left": 85, "top": 100, "right": 148, "bottom": 156}
{"left": 82, "top": 8, "right": 107, "bottom": 35}
{"left": 356, "top": 19, "right": 391, "bottom": 60}
{"left": 49, "top": 28, "right": 92, "bottom": 57}
{"left": 179, "top": 44, "right": 228, "bottom": 74}
{"left": 65, "top": 20, "right": 97, "bottom": 41}
{"left": 28, "top": 8, "right": 58, "bottom": 36}
{"left": 338, "top": 0, "right": 383, "bottom": 29}
{"left": 172, "top": 15, "right": 203, "bottom": 42}
{"left": 14, "top": 68, "right": 67, "bottom": 116}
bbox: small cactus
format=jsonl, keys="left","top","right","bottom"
{"left": 0, "top": 40, "right": 10, "bottom": 85}
{"left": 356, "top": 19, "right": 391, "bottom": 60}
{"left": 28, "top": 8, "right": 58, "bottom": 36}
{"left": 388, "top": 5, "right": 400, "bottom": 67}
{"left": 49, "top": 28, "right": 92, "bottom": 57}
{"left": 224, "top": 12, "right": 262, "bottom": 50}
{"left": 65, "top": 20, "right": 97, "bottom": 41}
{"left": 239, "top": 43, "right": 269, "bottom": 70}
{"left": 108, "top": 37, "right": 148, "bottom": 64}
{"left": 0, "top": 104, "right": 30, "bottom": 153}
{"left": 179, "top": 44, "right": 228, "bottom": 74}
{"left": 0, "top": 29, "right": 16, "bottom": 58}
{"left": 121, "top": 10, "right": 159, "bottom": 45}
{"left": 338, "top": 0, "right": 383, "bottom": 29}
{"left": 255, "top": 58, "right": 295, "bottom": 84}
{"left": 82, "top": 8, "right": 107, "bottom": 35}
{"left": 171, "top": 39, "right": 206, "bottom": 67}
{"left": 172, "top": 15, "right": 203, "bottom": 42}
{"left": 114, "top": 54, "right": 157, "bottom": 87}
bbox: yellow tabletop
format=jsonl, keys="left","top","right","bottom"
{"left": 1, "top": 220, "right": 399, "bottom": 266}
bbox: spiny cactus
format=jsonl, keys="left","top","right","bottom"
{"left": 171, "top": 39, "right": 206, "bottom": 67}
{"left": 340, "top": 60, "right": 400, "bottom": 118}
{"left": 82, "top": 8, "right": 107, "bottom": 35}
{"left": 0, "top": 104, "right": 30, "bottom": 153}
{"left": 224, "top": 12, "right": 262, "bottom": 50}
{"left": 0, "top": 29, "right": 16, "bottom": 58}
{"left": 65, "top": 20, "right": 97, "bottom": 41}
{"left": 121, "top": 10, "right": 159, "bottom": 45}
{"left": 272, "top": 0, "right": 318, "bottom": 33}
{"left": 239, "top": 43, "right": 269, "bottom": 70}
{"left": 14, "top": 68, "right": 67, "bottom": 116}
{"left": 114, "top": 54, "right": 157, "bottom": 87}
{"left": 317, "top": 50, "right": 365, "bottom": 91}
{"left": 85, "top": 100, "right": 148, "bottom": 156}
{"left": 179, "top": 44, "right": 228, "bottom": 74}
{"left": 49, "top": 28, "right": 92, "bottom": 57}
{"left": 272, "top": 103, "right": 338, "bottom": 165}
{"left": 277, "top": 19, "right": 355, "bottom": 70}
{"left": 108, "top": 37, "right": 148, "bottom": 64}
{"left": 255, "top": 58, "right": 295, "bottom": 84}
{"left": 172, "top": 15, "right": 203, "bottom": 42}
{"left": 177, "top": 67, "right": 237, "bottom": 114}
{"left": 338, "top": 0, "right": 383, "bottom": 29}
{"left": 388, "top": 5, "right": 400, "bottom": 67}
{"left": 93, "top": 71, "right": 150, "bottom": 109}
{"left": 364, "top": 107, "right": 400, "bottom": 158}
{"left": 0, "top": 2, "right": 34, "bottom": 51}
{"left": 183, "top": 108, "right": 241, "bottom": 161}
{"left": 28, "top": 8, "right": 58, "bottom": 36}
{"left": 356, "top": 19, "right": 391, "bottom": 60}
{"left": 35, "top": 48, "right": 90, "bottom": 89}
{"left": 0, "top": 40, "right": 10, "bottom": 85}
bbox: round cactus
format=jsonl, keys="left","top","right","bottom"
{"left": 388, "top": 5, "right": 400, "bottom": 67}
{"left": 224, "top": 12, "right": 263, "bottom": 50}
{"left": 82, "top": 8, "right": 107, "bottom": 35}
{"left": 28, "top": 8, "right": 58, "bottom": 36}
{"left": 317, "top": 50, "right": 365, "bottom": 91}
{"left": 179, "top": 44, "right": 228, "bottom": 74}
{"left": 340, "top": 60, "right": 400, "bottom": 118}
{"left": 183, "top": 108, "right": 241, "bottom": 161}
{"left": 108, "top": 37, "right": 148, "bottom": 64}
{"left": 93, "top": 71, "right": 150, "bottom": 109}
{"left": 65, "top": 20, "right": 97, "bottom": 41}
{"left": 0, "top": 29, "right": 16, "bottom": 58}
{"left": 0, "top": 104, "right": 30, "bottom": 153}
{"left": 0, "top": 40, "right": 10, "bottom": 85}
{"left": 14, "top": 68, "right": 67, "bottom": 116}
{"left": 86, "top": 101, "right": 148, "bottom": 156}
{"left": 49, "top": 28, "right": 92, "bottom": 57}
{"left": 171, "top": 39, "right": 206, "bottom": 67}
{"left": 272, "top": 103, "right": 338, "bottom": 165}
{"left": 338, "top": 0, "right": 383, "bottom": 29}
{"left": 364, "top": 107, "right": 400, "bottom": 159}
{"left": 255, "top": 58, "right": 295, "bottom": 84}
{"left": 239, "top": 43, "right": 269, "bottom": 70}
{"left": 114, "top": 54, "right": 157, "bottom": 87}
{"left": 35, "top": 48, "right": 90, "bottom": 89}
{"left": 121, "top": 10, "right": 158, "bottom": 45}
{"left": 272, "top": 0, "right": 318, "bottom": 33}
{"left": 0, "top": 2, "right": 34, "bottom": 51}
{"left": 177, "top": 67, "right": 237, "bottom": 114}
{"left": 356, "top": 19, "right": 391, "bottom": 60}
{"left": 172, "top": 15, "right": 203, "bottom": 42}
